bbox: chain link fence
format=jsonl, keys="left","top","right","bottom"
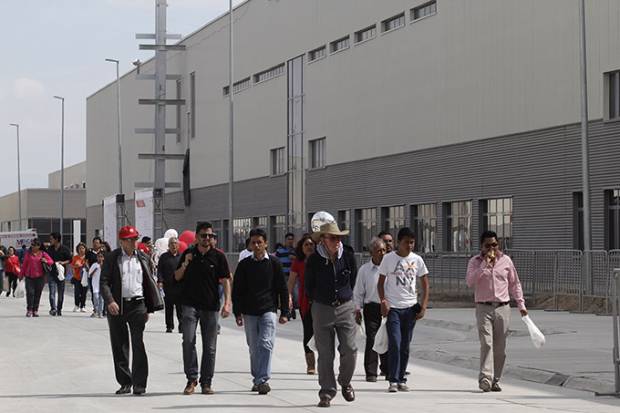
{"left": 225, "top": 249, "right": 620, "bottom": 313}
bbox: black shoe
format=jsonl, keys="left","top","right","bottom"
{"left": 166, "top": 328, "right": 173, "bottom": 333}
{"left": 251, "top": 384, "right": 258, "bottom": 392}
{"left": 49, "top": 309, "right": 57, "bottom": 316}
{"left": 115, "top": 385, "right": 132, "bottom": 395}
{"left": 57, "top": 310, "right": 62, "bottom": 316}
{"left": 405, "top": 371, "right": 410, "bottom": 375}
{"left": 133, "top": 387, "right": 146, "bottom": 395}
{"left": 317, "top": 395, "right": 331, "bottom": 408}
{"left": 491, "top": 381, "right": 502, "bottom": 392}
{"left": 257, "top": 382, "right": 271, "bottom": 395}
{"left": 366, "top": 376, "right": 378, "bottom": 382}
{"left": 341, "top": 384, "right": 355, "bottom": 402}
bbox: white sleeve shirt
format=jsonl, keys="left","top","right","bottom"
{"left": 119, "top": 250, "right": 144, "bottom": 299}
{"left": 353, "top": 261, "right": 381, "bottom": 309}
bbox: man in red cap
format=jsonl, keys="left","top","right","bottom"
{"left": 100, "top": 225, "right": 164, "bottom": 396}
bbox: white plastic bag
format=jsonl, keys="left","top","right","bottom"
{"left": 372, "top": 318, "right": 388, "bottom": 354}
{"left": 522, "top": 315, "right": 545, "bottom": 349}
{"left": 55, "top": 262, "right": 65, "bottom": 282}
{"left": 81, "top": 268, "right": 89, "bottom": 287}
{"left": 15, "top": 279, "right": 25, "bottom": 298}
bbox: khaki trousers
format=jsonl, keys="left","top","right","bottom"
{"left": 475, "top": 303, "right": 510, "bottom": 382}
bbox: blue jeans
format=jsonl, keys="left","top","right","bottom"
{"left": 243, "top": 312, "right": 277, "bottom": 385}
{"left": 93, "top": 292, "right": 104, "bottom": 315}
{"left": 182, "top": 306, "right": 219, "bottom": 385}
{"left": 48, "top": 277, "right": 65, "bottom": 312}
{"left": 386, "top": 305, "right": 418, "bottom": 384}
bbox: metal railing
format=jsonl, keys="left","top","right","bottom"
{"left": 225, "top": 249, "right": 620, "bottom": 313}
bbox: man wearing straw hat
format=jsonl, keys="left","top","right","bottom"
{"left": 305, "top": 219, "right": 358, "bottom": 408}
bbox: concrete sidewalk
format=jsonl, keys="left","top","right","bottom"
{"left": 1, "top": 291, "right": 619, "bottom": 412}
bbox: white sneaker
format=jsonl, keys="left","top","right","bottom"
{"left": 73, "top": 306, "right": 79, "bottom": 312}
{"left": 388, "top": 383, "right": 398, "bottom": 393}
{"left": 80, "top": 308, "right": 86, "bottom": 313}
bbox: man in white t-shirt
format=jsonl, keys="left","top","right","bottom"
{"left": 378, "top": 227, "right": 430, "bottom": 393}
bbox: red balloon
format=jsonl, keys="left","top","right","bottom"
{"left": 178, "top": 240, "right": 188, "bottom": 254}
{"left": 179, "top": 230, "right": 196, "bottom": 245}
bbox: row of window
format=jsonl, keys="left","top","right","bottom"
{"left": 308, "top": 0, "right": 437, "bottom": 63}
{"left": 270, "top": 137, "right": 326, "bottom": 175}
{"left": 575, "top": 189, "right": 620, "bottom": 250}
{"left": 337, "top": 197, "right": 512, "bottom": 253}
{"left": 222, "top": 63, "right": 285, "bottom": 97}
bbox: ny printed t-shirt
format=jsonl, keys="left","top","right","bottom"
{"left": 378, "top": 251, "right": 429, "bottom": 309}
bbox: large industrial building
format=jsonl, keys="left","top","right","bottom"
{"left": 86, "top": 0, "right": 620, "bottom": 253}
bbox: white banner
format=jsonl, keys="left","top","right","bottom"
{"left": 103, "top": 195, "right": 118, "bottom": 250}
{"left": 0, "top": 229, "right": 37, "bottom": 249}
{"left": 134, "top": 189, "right": 154, "bottom": 241}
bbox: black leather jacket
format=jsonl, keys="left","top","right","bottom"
{"left": 100, "top": 248, "right": 164, "bottom": 314}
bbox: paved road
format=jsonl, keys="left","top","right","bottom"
{"left": 1, "top": 290, "right": 619, "bottom": 412}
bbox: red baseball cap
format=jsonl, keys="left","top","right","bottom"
{"left": 119, "top": 226, "right": 140, "bottom": 240}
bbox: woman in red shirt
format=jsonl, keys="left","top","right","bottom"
{"left": 21, "top": 239, "right": 53, "bottom": 317}
{"left": 287, "top": 234, "right": 316, "bottom": 374}
{"left": 71, "top": 243, "right": 89, "bottom": 312}
{"left": 4, "top": 246, "right": 20, "bottom": 297}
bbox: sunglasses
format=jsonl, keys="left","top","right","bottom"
{"left": 199, "top": 233, "right": 215, "bottom": 239}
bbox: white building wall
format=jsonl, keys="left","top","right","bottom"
{"left": 86, "top": 0, "right": 620, "bottom": 208}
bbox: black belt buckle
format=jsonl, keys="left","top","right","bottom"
{"left": 124, "top": 296, "right": 144, "bottom": 303}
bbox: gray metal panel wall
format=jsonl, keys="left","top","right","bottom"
{"left": 307, "top": 120, "right": 620, "bottom": 251}
{"left": 86, "top": 204, "right": 103, "bottom": 243}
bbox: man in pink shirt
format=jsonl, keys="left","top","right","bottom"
{"left": 466, "top": 230, "right": 527, "bottom": 393}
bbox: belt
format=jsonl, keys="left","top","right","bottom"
{"left": 331, "top": 298, "right": 351, "bottom": 307}
{"left": 123, "top": 296, "right": 144, "bottom": 303}
{"left": 477, "top": 301, "right": 509, "bottom": 307}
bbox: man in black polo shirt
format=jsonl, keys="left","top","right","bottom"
{"left": 305, "top": 221, "right": 358, "bottom": 408}
{"left": 157, "top": 236, "right": 183, "bottom": 333}
{"left": 174, "top": 222, "right": 232, "bottom": 396}
{"left": 47, "top": 232, "right": 72, "bottom": 316}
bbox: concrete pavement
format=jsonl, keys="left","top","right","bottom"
{"left": 0, "top": 291, "right": 619, "bottom": 412}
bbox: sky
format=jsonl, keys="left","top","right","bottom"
{"left": 0, "top": 0, "right": 244, "bottom": 197}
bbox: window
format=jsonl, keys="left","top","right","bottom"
{"left": 270, "top": 147, "right": 286, "bottom": 175}
{"left": 382, "top": 205, "right": 406, "bottom": 236}
{"left": 355, "top": 25, "right": 377, "bottom": 43}
{"left": 330, "top": 36, "right": 350, "bottom": 54}
{"left": 252, "top": 216, "right": 268, "bottom": 229}
{"left": 223, "top": 77, "right": 251, "bottom": 96}
{"left": 412, "top": 204, "right": 437, "bottom": 253}
{"left": 356, "top": 208, "right": 377, "bottom": 252}
{"left": 411, "top": 1, "right": 437, "bottom": 21}
{"left": 606, "top": 189, "right": 620, "bottom": 249}
{"left": 190, "top": 72, "right": 196, "bottom": 138}
{"left": 270, "top": 215, "right": 287, "bottom": 245}
{"left": 605, "top": 70, "right": 620, "bottom": 120}
{"left": 233, "top": 218, "right": 252, "bottom": 252}
{"left": 382, "top": 12, "right": 405, "bottom": 32}
{"left": 308, "top": 46, "right": 326, "bottom": 62}
{"left": 338, "top": 210, "right": 351, "bottom": 247}
{"left": 309, "top": 138, "right": 326, "bottom": 169}
{"left": 481, "top": 198, "right": 513, "bottom": 249}
{"left": 444, "top": 201, "right": 472, "bottom": 253}
{"left": 176, "top": 79, "right": 182, "bottom": 143}
{"left": 254, "top": 63, "right": 285, "bottom": 84}
{"left": 573, "top": 192, "right": 584, "bottom": 250}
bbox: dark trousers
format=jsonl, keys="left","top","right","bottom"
{"left": 301, "top": 308, "right": 314, "bottom": 354}
{"left": 25, "top": 277, "right": 45, "bottom": 312}
{"left": 6, "top": 272, "right": 18, "bottom": 295}
{"left": 386, "top": 306, "right": 418, "bottom": 384}
{"left": 164, "top": 295, "right": 182, "bottom": 331}
{"left": 48, "top": 277, "right": 65, "bottom": 312}
{"left": 72, "top": 279, "right": 88, "bottom": 309}
{"left": 107, "top": 300, "right": 148, "bottom": 388}
{"left": 363, "top": 302, "right": 388, "bottom": 377}
{"left": 182, "top": 306, "right": 219, "bottom": 386}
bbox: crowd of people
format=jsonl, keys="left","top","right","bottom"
{"left": 0, "top": 213, "right": 527, "bottom": 408}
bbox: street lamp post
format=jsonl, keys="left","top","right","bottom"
{"left": 8, "top": 123, "right": 23, "bottom": 230}
{"left": 53, "top": 96, "right": 65, "bottom": 244}
{"left": 105, "top": 58, "right": 123, "bottom": 195}
{"left": 228, "top": 0, "right": 234, "bottom": 252}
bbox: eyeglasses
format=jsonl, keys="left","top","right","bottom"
{"left": 199, "top": 233, "right": 215, "bottom": 239}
